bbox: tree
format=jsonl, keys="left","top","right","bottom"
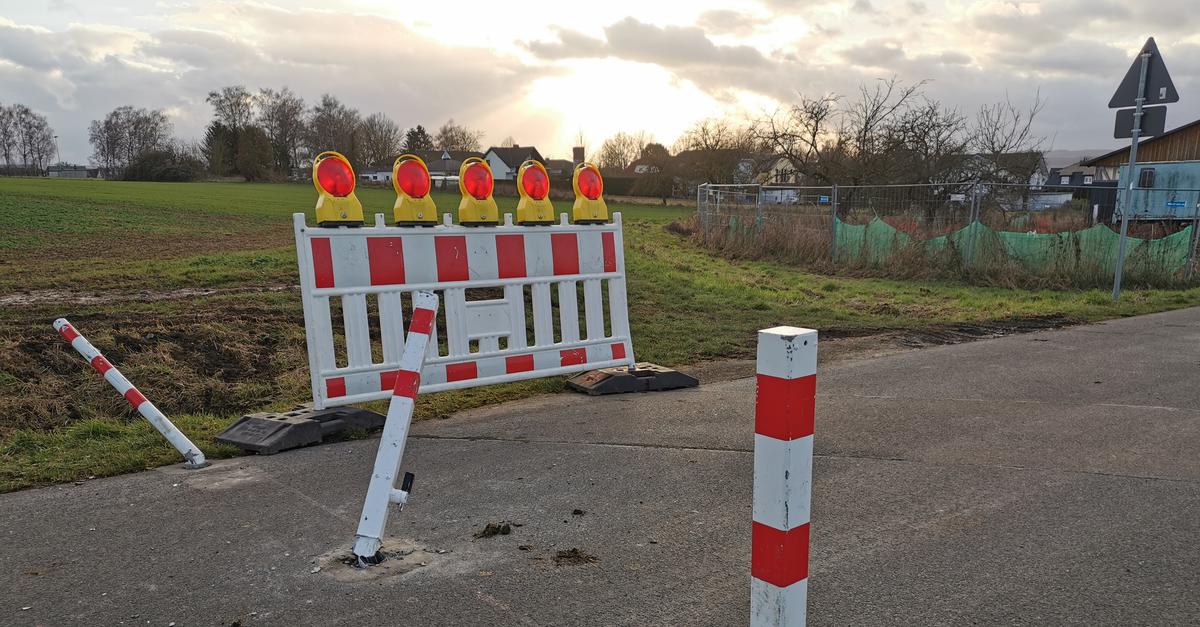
{"left": 402, "top": 125, "right": 434, "bottom": 152}
{"left": 673, "top": 118, "right": 756, "bottom": 185}
{"left": 256, "top": 87, "right": 306, "bottom": 171}
{"left": 306, "top": 94, "right": 362, "bottom": 166}
{"left": 434, "top": 119, "right": 484, "bottom": 151}
{"left": 970, "top": 91, "right": 1047, "bottom": 184}
{"left": 630, "top": 142, "right": 676, "bottom": 203}
{"left": 203, "top": 122, "right": 235, "bottom": 176}
{"left": 359, "top": 112, "right": 402, "bottom": 168}
{"left": 87, "top": 106, "right": 170, "bottom": 177}
{"left": 0, "top": 105, "right": 15, "bottom": 168}
{"left": 596, "top": 131, "right": 653, "bottom": 172}
{"left": 206, "top": 86, "right": 256, "bottom": 131}
{"left": 500, "top": 135, "right": 517, "bottom": 148}
{"left": 234, "top": 126, "right": 275, "bottom": 181}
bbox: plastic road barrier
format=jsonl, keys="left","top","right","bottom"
{"left": 53, "top": 318, "right": 208, "bottom": 469}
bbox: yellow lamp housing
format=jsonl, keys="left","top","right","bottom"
{"left": 312, "top": 151, "right": 364, "bottom": 227}
{"left": 515, "top": 159, "right": 555, "bottom": 225}
{"left": 392, "top": 154, "right": 438, "bottom": 226}
{"left": 571, "top": 162, "right": 609, "bottom": 224}
{"left": 458, "top": 157, "right": 499, "bottom": 226}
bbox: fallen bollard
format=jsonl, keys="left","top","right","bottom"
{"left": 752, "top": 326, "right": 817, "bottom": 626}
{"left": 53, "top": 318, "right": 209, "bottom": 469}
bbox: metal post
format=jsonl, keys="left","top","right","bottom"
{"left": 1187, "top": 201, "right": 1200, "bottom": 281}
{"left": 353, "top": 290, "right": 439, "bottom": 565}
{"left": 829, "top": 184, "right": 839, "bottom": 263}
{"left": 1113, "top": 51, "right": 1151, "bottom": 300}
{"left": 752, "top": 326, "right": 817, "bottom": 627}
{"left": 964, "top": 187, "right": 980, "bottom": 269}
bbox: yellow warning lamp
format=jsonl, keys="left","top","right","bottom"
{"left": 392, "top": 154, "right": 437, "bottom": 226}
{"left": 312, "top": 151, "right": 363, "bottom": 227}
{"left": 515, "top": 159, "right": 554, "bottom": 225}
{"left": 571, "top": 162, "right": 609, "bottom": 224}
{"left": 458, "top": 157, "right": 499, "bottom": 226}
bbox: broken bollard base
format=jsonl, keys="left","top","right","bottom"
{"left": 216, "top": 405, "right": 386, "bottom": 454}
{"left": 566, "top": 362, "right": 699, "bottom": 395}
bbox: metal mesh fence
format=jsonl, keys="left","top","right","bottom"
{"left": 695, "top": 182, "right": 1200, "bottom": 288}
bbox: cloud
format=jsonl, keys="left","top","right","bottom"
{"left": 696, "top": 10, "right": 767, "bottom": 37}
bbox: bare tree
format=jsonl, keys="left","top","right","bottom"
{"left": 88, "top": 106, "right": 171, "bottom": 177}
{"left": 754, "top": 94, "right": 839, "bottom": 183}
{"left": 256, "top": 87, "right": 306, "bottom": 171}
{"left": 0, "top": 105, "right": 15, "bottom": 167}
{"left": 206, "top": 86, "right": 256, "bottom": 131}
{"left": 970, "top": 90, "right": 1047, "bottom": 184}
{"left": 596, "top": 130, "right": 653, "bottom": 171}
{"left": 306, "top": 94, "right": 362, "bottom": 165}
{"left": 889, "top": 98, "right": 971, "bottom": 184}
{"left": 359, "top": 112, "right": 403, "bottom": 168}
{"left": 500, "top": 135, "right": 517, "bottom": 148}
{"left": 434, "top": 119, "right": 484, "bottom": 152}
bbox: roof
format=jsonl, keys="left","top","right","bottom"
{"left": 484, "top": 146, "right": 545, "bottom": 168}
{"left": 1083, "top": 117, "right": 1200, "bottom": 166}
{"left": 544, "top": 159, "right": 574, "bottom": 175}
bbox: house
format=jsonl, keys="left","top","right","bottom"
{"left": 755, "top": 155, "right": 800, "bottom": 185}
{"left": 544, "top": 159, "right": 574, "bottom": 179}
{"left": 483, "top": 146, "right": 545, "bottom": 181}
{"left": 47, "top": 164, "right": 92, "bottom": 179}
{"left": 1048, "top": 162, "right": 1097, "bottom": 187}
{"left": 963, "top": 152, "right": 1049, "bottom": 186}
{"left": 1083, "top": 117, "right": 1200, "bottom": 220}
{"left": 356, "top": 150, "right": 485, "bottom": 187}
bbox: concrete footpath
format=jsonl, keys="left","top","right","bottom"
{"left": 3, "top": 308, "right": 1199, "bottom": 625}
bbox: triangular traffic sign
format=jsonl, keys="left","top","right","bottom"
{"left": 1109, "top": 37, "right": 1179, "bottom": 108}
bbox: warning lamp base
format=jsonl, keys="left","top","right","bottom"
{"left": 461, "top": 221, "right": 501, "bottom": 227}
{"left": 516, "top": 220, "right": 554, "bottom": 226}
{"left": 573, "top": 219, "right": 608, "bottom": 225}
{"left": 395, "top": 221, "right": 437, "bottom": 228}
{"left": 566, "top": 363, "right": 699, "bottom": 395}
{"left": 316, "top": 221, "right": 363, "bottom": 229}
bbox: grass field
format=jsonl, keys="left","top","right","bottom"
{"left": 4, "top": 177, "right": 1200, "bottom": 491}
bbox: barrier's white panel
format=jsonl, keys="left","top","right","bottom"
{"left": 293, "top": 213, "right": 635, "bottom": 409}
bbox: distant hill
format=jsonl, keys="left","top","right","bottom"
{"left": 1044, "top": 149, "right": 1112, "bottom": 169}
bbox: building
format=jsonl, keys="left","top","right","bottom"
{"left": 544, "top": 159, "right": 574, "bottom": 180}
{"left": 47, "top": 164, "right": 92, "bottom": 179}
{"left": 483, "top": 146, "right": 545, "bottom": 181}
{"left": 1084, "top": 118, "right": 1200, "bottom": 220}
{"left": 1048, "top": 162, "right": 1097, "bottom": 187}
{"left": 755, "top": 155, "right": 800, "bottom": 185}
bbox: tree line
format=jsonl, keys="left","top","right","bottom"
{"left": 0, "top": 104, "right": 57, "bottom": 175}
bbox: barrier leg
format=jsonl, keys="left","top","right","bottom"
{"left": 52, "top": 318, "right": 208, "bottom": 469}
{"left": 352, "top": 290, "right": 439, "bottom": 564}
{"left": 752, "top": 326, "right": 817, "bottom": 627}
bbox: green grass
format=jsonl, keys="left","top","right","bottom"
{"left": 3, "top": 177, "right": 1200, "bottom": 491}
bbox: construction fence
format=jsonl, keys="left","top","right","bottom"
{"left": 696, "top": 182, "right": 1200, "bottom": 288}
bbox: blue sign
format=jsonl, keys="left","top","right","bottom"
{"left": 1166, "top": 200, "right": 1187, "bottom": 209}
{"left": 818, "top": 195, "right": 831, "bottom": 204}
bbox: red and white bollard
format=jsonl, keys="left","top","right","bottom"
{"left": 353, "top": 290, "right": 439, "bottom": 564}
{"left": 752, "top": 326, "right": 817, "bottom": 626}
{"left": 53, "top": 318, "right": 208, "bottom": 469}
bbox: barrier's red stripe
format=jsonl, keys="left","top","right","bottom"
{"left": 551, "top": 233, "right": 580, "bottom": 275}
{"left": 367, "top": 237, "right": 405, "bottom": 285}
{"left": 751, "top": 521, "right": 810, "bottom": 588}
{"left": 505, "top": 354, "right": 535, "bottom": 374}
{"left": 311, "top": 238, "right": 335, "bottom": 289}
{"left": 58, "top": 324, "right": 79, "bottom": 342}
{"left": 755, "top": 373, "right": 816, "bottom": 441}
{"left": 391, "top": 369, "right": 420, "bottom": 399}
{"left": 496, "top": 234, "right": 527, "bottom": 279}
{"left": 326, "top": 377, "right": 346, "bottom": 398}
{"left": 611, "top": 342, "right": 626, "bottom": 360}
{"left": 379, "top": 369, "right": 397, "bottom": 391}
{"left": 409, "top": 308, "right": 435, "bottom": 335}
{"left": 123, "top": 387, "right": 147, "bottom": 408}
{"left": 602, "top": 232, "right": 617, "bottom": 273}
{"left": 560, "top": 348, "right": 587, "bottom": 367}
{"left": 90, "top": 355, "right": 113, "bottom": 375}
{"left": 435, "top": 235, "right": 469, "bottom": 282}
{"left": 446, "top": 362, "right": 478, "bottom": 382}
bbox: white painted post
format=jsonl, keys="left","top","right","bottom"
{"left": 352, "top": 290, "right": 439, "bottom": 564}
{"left": 53, "top": 318, "right": 208, "bottom": 469}
{"left": 752, "top": 326, "right": 818, "bottom": 627}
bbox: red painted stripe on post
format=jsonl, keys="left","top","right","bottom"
{"left": 409, "top": 308, "right": 435, "bottom": 335}
{"left": 446, "top": 362, "right": 478, "bottom": 382}
{"left": 326, "top": 377, "right": 346, "bottom": 398}
{"left": 602, "top": 231, "right": 617, "bottom": 273}
{"left": 123, "top": 387, "right": 147, "bottom": 408}
{"left": 380, "top": 369, "right": 397, "bottom": 391}
{"left": 611, "top": 342, "right": 626, "bottom": 360}
{"left": 505, "top": 354, "right": 535, "bottom": 374}
{"left": 89, "top": 355, "right": 113, "bottom": 375}
{"left": 754, "top": 373, "right": 816, "bottom": 441}
{"left": 751, "top": 521, "right": 810, "bottom": 588}
{"left": 311, "top": 238, "right": 335, "bottom": 289}
{"left": 58, "top": 324, "right": 79, "bottom": 342}
{"left": 367, "top": 237, "right": 405, "bottom": 285}
{"left": 560, "top": 348, "right": 587, "bottom": 367}
{"left": 551, "top": 233, "right": 580, "bottom": 275}
{"left": 391, "top": 369, "right": 420, "bottom": 399}
{"left": 435, "top": 235, "right": 469, "bottom": 282}
{"left": 496, "top": 234, "right": 527, "bottom": 278}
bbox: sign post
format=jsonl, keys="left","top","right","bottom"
{"left": 1109, "top": 37, "right": 1178, "bottom": 300}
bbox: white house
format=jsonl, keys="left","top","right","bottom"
{"left": 483, "top": 146, "right": 545, "bottom": 181}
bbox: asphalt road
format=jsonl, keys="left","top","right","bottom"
{"left": 2, "top": 307, "right": 1198, "bottom": 625}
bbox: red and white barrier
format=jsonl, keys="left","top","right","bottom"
{"left": 352, "top": 291, "right": 439, "bottom": 563}
{"left": 752, "top": 326, "right": 817, "bottom": 626}
{"left": 53, "top": 318, "right": 208, "bottom": 469}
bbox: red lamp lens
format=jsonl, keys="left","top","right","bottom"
{"left": 521, "top": 166, "right": 549, "bottom": 200}
{"left": 578, "top": 167, "right": 603, "bottom": 200}
{"left": 463, "top": 162, "right": 493, "bottom": 200}
{"left": 316, "top": 158, "right": 354, "bottom": 197}
{"left": 395, "top": 159, "right": 430, "bottom": 198}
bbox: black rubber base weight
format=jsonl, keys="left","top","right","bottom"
{"left": 216, "top": 405, "right": 386, "bottom": 454}
{"left": 566, "top": 362, "right": 699, "bottom": 395}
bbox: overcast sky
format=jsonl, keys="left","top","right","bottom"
{"left": 2, "top": 0, "right": 1199, "bottom": 164}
